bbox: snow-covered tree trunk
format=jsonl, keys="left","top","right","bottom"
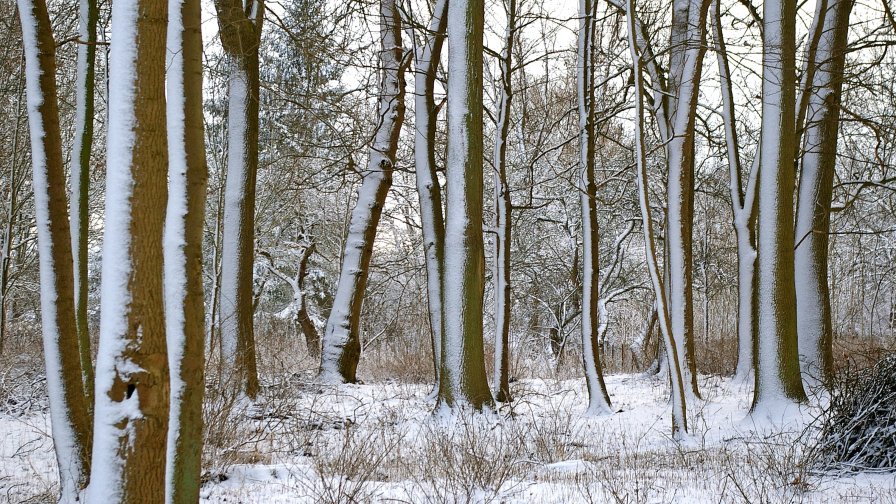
{"left": 491, "top": 0, "right": 516, "bottom": 404}
{"left": 165, "top": 0, "right": 208, "bottom": 500}
{"left": 794, "top": 0, "right": 852, "bottom": 386}
{"left": 319, "top": 0, "right": 406, "bottom": 384}
{"left": 753, "top": 0, "right": 808, "bottom": 411}
{"left": 712, "top": 0, "right": 759, "bottom": 383}
{"left": 577, "top": 0, "right": 612, "bottom": 416}
{"left": 437, "top": 0, "right": 495, "bottom": 412}
{"left": 412, "top": 0, "right": 448, "bottom": 393}
{"left": 89, "top": 0, "right": 171, "bottom": 500}
{"left": 70, "top": 0, "right": 98, "bottom": 409}
{"left": 663, "top": 0, "right": 709, "bottom": 400}
{"left": 18, "top": 0, "right": 93, "bottom": 498}
{"left": 626, "top": 0, "right": 689, "bottom": 437}
{"left": 215, "top": 0, "right": 263, "bottom": 398}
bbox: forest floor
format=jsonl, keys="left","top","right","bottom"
{"left": 2, "top": 372, "right": 896, "bottom": 503}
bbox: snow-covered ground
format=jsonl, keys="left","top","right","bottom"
{"left": 3, "top": 374, "right": 895, "bottom": 502}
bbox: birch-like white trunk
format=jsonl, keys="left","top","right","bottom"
{"left": 319, "top": 0, "right": 405, "bottom": 384}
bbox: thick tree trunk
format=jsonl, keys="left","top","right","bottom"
{"left": 753, "top": 0, "right": 808, "bottom": 411}
{"left": 164, "top": 0, "right": 208, "bottom": 500}
{"left": 794, "top": 0, "right": 852, "bottom": 387}
{"left": 577, "top": 0, "right": 612, "bottom": 416}
{"left": 492, "top": 0, "right": 516, "bottom": 404}
{"left": 71, "top": 0, "right": 98, "bottom": 410}
{"left": 413, "top": 0, "right": 448, "bottom": 393}
{"left": 215, "top": 0, "right": 263, "bottom": 399}
{"left": 437, "top": 0, "right": 495, "bottom": 412}
{"left": 319, "top": 0, "right": 405, "bottom": 384}
{"left": 18, "top": 0, "right": 93, "bottom": 498}
{"left": 89, "top": 0, "right": 170, "bottom": 500}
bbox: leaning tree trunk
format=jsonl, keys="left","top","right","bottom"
{"left": 626, "top": 0, "right": 689, "bottom": 437}
{"left": 319, "top": 0, "right": 406, "bottom": 384}
{"left": 17, "top": 0, "right": 93, "bottom": 498}
{"left": 577, "top": 0, "right": 612, "bottom": 416}
{"left": 753, "top": 0, "right": 808, "bottom": 411}
{"left": 794, "top": 0, "right": 853, "bottom": 387}
{"left": 413, "top": 0, "right": 448, "bottom": 394}
{"left": 89, "top": 0, "right": 170, "bottom": 500}
{"left": 70, "top": 0, "right": 98, "bottom": 409}
{"left": 164, "top": 0, "right": 208, "bottom": 500}
{"left": 437, "top": 0, "right": 495, "bottom": 412}
{"left": 215, "top": 0, "right": 263, "bottom": 399}
{"left": 492, "top": 0, "right": 516, "bottom": 404}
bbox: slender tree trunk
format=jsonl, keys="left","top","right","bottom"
{"left": 89, "top": 0, "right": 170, "bottom": 500}
{"left": 319, "top": 0, "right": 406, "bottom": 384}
{"left": 437, "top": 0, "right": 495, "bottom": 412}
{"left": 71, "top": 0, "right": 98, "bottom": 412}
{"left": 17, "top": 0, "right": 93, "bottom": 498}
{"left": 577, "top": 0, "right": 612, "bottom": 416}
{"left": 794, "top": 0, "right": 852, "bottom": 387}
{"left": 412, "top": 0, "right": 448, "bottom": 394}
{"left": 664, "top": 0, "right": 710, "bottom": 399}
{"left": 712, "top": 1, "right": 759, "bottom": 383}
{"left": 295, "top": 245, "right": 320, "bottom": 358}
{"left": 753, "top": 0, "right": 808, "bottom": 411}
{"left": 626, "top": 0, "right": 689, "bottom": 437}
{"left": 0, "top": 71, "right": 24, "bottom": 356}
{"left": 492, "top": 0, "right": 516, "bottom": 404}
{"left": 165, "top": 0, "right": 208, "bottom": 500}
{"left": 215, "top": 0, "right": 263, "bottom": 399}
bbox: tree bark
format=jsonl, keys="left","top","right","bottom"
{"left": 71, "top": 0, "right": 98, "bottom": 411}
{"left": 319, "top": 0, "right": 405, "bottom": 383}
{"left": 89, "top": 0, "right": 170, "bottom": 500}
{"left": 794, "top": 0, "right": 852, "bottom": 387}
{"left": 215, "top": 0, "right": 263, "bottom": 399}
{"left": 164, "top": 0, "right": 208, "bottom": 500}
{"left": 753, "top": 0, "right": 808, "bottom": 410}
{"left": 17, "top": 0, "right": 93, "bottom": 498}
{"left": 437, "top": 0, "right": 495, "bottom": 412}
{"left": 412, "top": 0, "right": 448, "bottom": 394}
{"left": 577, "top": 0, "right": 612, "bottom": 416}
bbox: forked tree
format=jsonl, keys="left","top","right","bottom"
{"left": 17, "top": 0, "right": 93, "bottom": 498}
{"left": 89, "top": 0, "right": 171, "bottom": 500}
{"left": 319, "top": 0, "right": 407, "bottom": 384}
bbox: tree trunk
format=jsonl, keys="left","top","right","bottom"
{"left": 794, "top": 0, "right": 852, "bottom": 387}
{"left": 753, "top": 0, "right": 808, "bottom": 411}
{"left": 437, "top": 0, "right": 495, "bottom": 412}
{"left": 164, "top": 0, "right": 208, "bottom": 500}
{"left": 577, "top": 0, "right": 612, "bottom": 416}
{"left": 89, "top": 0, "right": 170, "bottom": 500}
{"left": 70, "top": 0, "right": 98, "bottom": 410}
{"left": 412, "top": 0, "right": 448, "bottom": 394}
{"left": 18, "top": 0, "right": 93, "bottom": 498}
{"left": 296, "top": 244, "right": 320, "bottom": 358}
{"left": 492, "top": 0, "right": 516, "bottom": 404}
{"left": 318, "top": 0, "right": 405, "bottom": 384}
{"left": 626, "top": 0, "right": 689, "bottom": 437}
{"left": 215, "top": 0, "right": 263, "bottom": 399}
